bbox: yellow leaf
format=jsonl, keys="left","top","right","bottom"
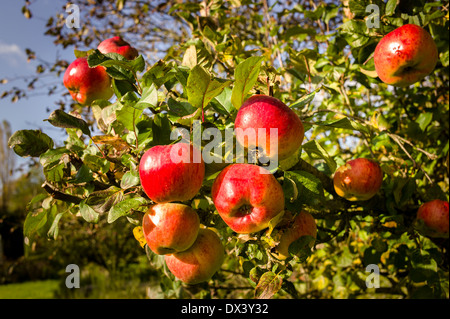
{"left": 359, "top": 66, "right": 378, "bottom": 78}
{"left": 133, "top": 226, "right": 146, "bottom": 248}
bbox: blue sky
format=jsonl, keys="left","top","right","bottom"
{"left": 0, "top": 1, "right": 76, "bottom": 169}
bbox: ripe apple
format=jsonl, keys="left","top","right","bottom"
{"left": 211, "top": 163, "right": 285, "bottom": 234}
{"left": 276, "top": 211, "right": 317, "bottom": 260}
{"left": 97, "top": 36, "right": 139, "bottom": 60}
{"left": 165, "top": 228, "right": 224, "bottom": 285}
{"left": 374, "top": 24, "right": 438, "bottom": 87}
{"left": 142, "top": 203, "right": 200, "bottom": 255}
{"left": 416, "top": 199, "right": 449, "bottom": 238}
{"left": 333, "top": 158, "right": 383, "bottom": 201}
{"left": 234, "top": 95, "right": 304, "bottom": 161}
{"left": 139, "top": 143, "right": 205, "bottom": 203}
{"left": 63, "top": 56, "right": 114, "bottom": 106}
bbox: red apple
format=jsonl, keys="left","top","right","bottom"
{"left": 416, "top": 199, "right": 449, "bottom": 238}
{"left": 63, "top": 56, "right": 114, "bottom": 106}
{"left": 276, "top": 211, "right": 317, "bottom": 260}
{"left": 139, "top": 143, "right": 205, "bottom": 203}
{"left": 374, "top": 24, "right": 438, "bottom": 87}
{"left": 97, "top": 36, "right": 139, "bottom": 60}
{"left": 211, "top": 163, "right": 285, "bottom": 234}
{"left": 165, "top": 228, "right": 224, "bottom": 285}
{"left": 142, "top": 203, "right": 200, "bottom": 255}
{"left": 234, "top": 95, "right": 304, "bottom": 161}
{"left": 333, "top": 158, "right": 383, "bottom": 201}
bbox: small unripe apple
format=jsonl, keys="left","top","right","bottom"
{"left": 416, "top": 199, "right": 449, "bottom": 238}
{"left": 165, "top": 228, "right": 224, "bottom": 285}
{"left": 63, "top": 56, "right": 114, "bottom": 106}
{"left": 276, "top": 211, "right": 317, "bottom": 260}
{"left": 139, "top": 143, "right": 205, "bottom": 203}
{"left": 211, "top": 163, "right": 285, "bottom": 234}
{"left": 234, "top": 95, "right": 304, "bottom": 161}
{"left": 97, "top": 36, "right": 139, "bottom": 60}
{"left": 333, "top": 158, "right": 383, "bottom": 201}
{"left": 374, "top": 24, "right": 438, "bottom": 87}
{"left": 142, "top": 203, "right": 200, "bottom": 255}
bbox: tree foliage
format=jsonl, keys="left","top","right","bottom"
{"left": 5, "top": 0, "right": 449, "bottom": 299}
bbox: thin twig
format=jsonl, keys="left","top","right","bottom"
{"left": 388, "top": 133, "right": 434, "bottom": 184}
{"left": 389, "top": 133, "right": 438, "bottom": 160}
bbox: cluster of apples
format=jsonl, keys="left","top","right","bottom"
{"left": 139, "top": 143, "right": 225, "bottom": 285}
{"left": 372, "top": 24, "right": 448, "bottom": 238}
{"left": 137, "top": 97, "right": 320, "bottom": 284}
{"left": 61, "top": 23, "right": 448, "bottom": 286}
{"left": 212, "top": 95, "right": 318, "bottom": 261}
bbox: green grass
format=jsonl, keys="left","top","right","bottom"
{"left": 0, "top": 280, "right": 60, "bottom": 299}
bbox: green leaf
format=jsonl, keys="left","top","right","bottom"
{"left": 385, "top": 0, "right": 398, "bottom": 16}
{"left": 115, "top": 103, "right": 143, "bottom": 131}
{"left": 282, "top": 26, "right": 316, "bottom": 40}
{"left": 136, "top": 118, "right": 154, "bottom": 151}
{"left": 315, "top": 117, "right": 370, "bottom": 134}
{"left": 290, "top": 90, "right": 317, "bottom": 109}
{"left": 288, "top": 235, "right": 315, "bottom": 262}
{"left": 348, "top": 0, "right": 368, "bottom": 17}
{"left": 186, "top": 65, "right": 232, "bottom": 116}
{"left": 167, "top": 97, "right": 197, "bottom": 117}
{"left": 23, "top": 209, "right": 48, "bottom": 241}
{"left": 212, "top": 87, "right": 235, "bottom": 114}
{"left": 79, "top": 200, "right": 100, "bottom": 223}
{"left": 254, "top": 271, "right": 283, "bottom": 299}
{"left": 120, "top": 168, "right": 140, "bottom": 189}
{"left": 339, "top": 19, "right": 367, "bottom": 35}
{"left": 82, "top": 153, "right": 110, "bottom": 174}
{"left": 8, "top": 129, "right": 54, "bottom": 157}
{"left": 85, "top": 186, "right": 124, "bottom": 214}
{"left": 266, "top": 211, "right": 285, "bottom": 237}
{"left": 152, "top": 113, "right": 173, "bottom": 146}
{"left": 285, "top": 170, "right": 324, "bottom": 196}
{"left": 135, "top": 84, "right": 158, "bottom": 110}
{"left": 440, "top": 50, "right": 449, "bottom": 67}
{"left": 359, "top": 66, "right": 378, "bottom": 78}
{"left": 284, "top": 170, "right": 325, "bottom": 206}
{"left": 87, "top": 50, "right": 143, "bottom": 81}
{"left": 231, "top": 56, "right": 264, "bottom": 109}
{"left": 47, "top": 212, "right": 65, "bottom": 240}
{"left": 112, "top": 78, "right": 137, "bottom": 99}
{"left": 39, "top": 148, "right": 69, "bottom": 167}
{"left": 72, "top": 164, "right": 94, "bottom": 183}
{"left": 141, "top": 60, "right": 178, "bottom": 89}
{"left": 43, "top": 161, "right": 65, "bottom": 182}
{"left": 302, "top": 140, "right": 337, "bottom": 173}
{"left": 46, "top": 110, "right": 91, "bottom": 137}
{"left": 108, "top": 197, "right": 148, "bottom": 223}
{"left": 415, "top": 112, "right": 433, "bottom": 131}
{"left": 182, "top": 45, "right": 197, "bottom": 68}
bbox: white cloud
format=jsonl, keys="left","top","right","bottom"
{"left": 0, "top": 40, "right": 28, "bottom": 67}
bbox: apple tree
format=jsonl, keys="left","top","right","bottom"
{"left": 5, "top": 0, "right": 449, "bottom": 299}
